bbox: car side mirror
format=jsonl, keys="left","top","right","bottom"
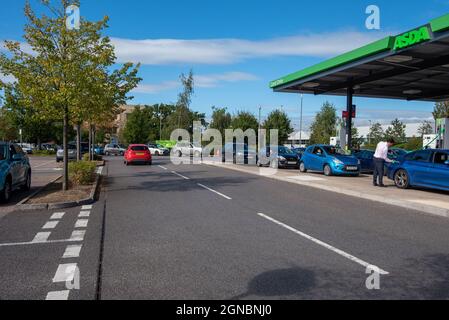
{"left": 12, "top": 154, "right": 22, "bottom": 161}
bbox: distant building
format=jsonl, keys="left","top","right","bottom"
{"left": 112, "top": 104, "right": 138, "bottom": 138}
{"left": 286, "top": 131, "right": 311, "bottom": 147}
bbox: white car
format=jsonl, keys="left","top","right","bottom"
{"left": 147, "top": 144, "right": 169, "bottom": 156}
{"left": 104, "top": 144, "right": 126, "bottom": 156}
{"left": 172, "top": 141, "right": 202, "bottom": 157}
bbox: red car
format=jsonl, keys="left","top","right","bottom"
{"left": 124, "top": 144, "right": 152, "bottom": 166}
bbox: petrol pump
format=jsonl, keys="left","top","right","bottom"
{"left": 436, "top": 118, "right": 449, "bottom": 149}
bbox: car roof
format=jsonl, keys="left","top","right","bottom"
{"left": 129, "top": 144, "right": 147, "bottom": 147}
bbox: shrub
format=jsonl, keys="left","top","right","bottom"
{"left": 69, "top": 161, "right": 97, "bottom": 185}
{"left": 82, "top": 153, "right": 103, "bottom": 161}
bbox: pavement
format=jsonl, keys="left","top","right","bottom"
{"left": 1, "top": 156, "right": 449, "bottom": 299}
{"left": 204, "top": 159, "right": 449, "bottom": 218}
{"left": 0, "top": 156, "right": 62, "bottom": 218}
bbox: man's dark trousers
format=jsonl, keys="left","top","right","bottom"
{"left": 373, "top": 157, "right": 385, "bottom": 186}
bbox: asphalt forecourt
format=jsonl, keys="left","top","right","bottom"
{"left": 203, "top": 160, "right": 449, "bottom": 218}
{"left": 0, "top": 202, "right": 103, "bottom": 300}
{"left": 98, "top": 156, "right": 449, "bottom": 299}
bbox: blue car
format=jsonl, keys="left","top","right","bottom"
{"left": 0, "top": 142, "right": 32, "bottom": 202}
{"left": 388, "top": 149, "right": 449, "bottom": 192}
{"left": 94, "top": 145, "right": 104, "bottom": 155}
{"left": 354, "top": 148, "right": 409, "bottom": 173}
{"left": 300, "top": 145, "right": 361, "bottom": 176}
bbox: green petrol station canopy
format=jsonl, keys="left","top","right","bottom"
{"left": 270, "top": 13, "right": 449, "bottom": 102}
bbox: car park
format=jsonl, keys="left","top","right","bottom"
{"left": 300, "top": 145, "right": 361, "bottom": 176}
{"left": 388, "top": 149, "right": 449, "bottom": 192}
{"left": 0, "top": 142, "right": 32, "bottom": 202}
{"left": 18, "top": 143, "right": 34, "bottom": 155}
{"left": 221, "top": 142, "right": 257, "bottom": 164}
{"left": 172, "top": 141, "right": 202, "bottom": 158}
{"left": 104, "top": 144, "right": 126, "bottom": 156}
{"left": 124, "top": 144, "right": 152, "bottom": 166}
{"left": 148, "top": 143, "right": 169, "bottom": 156}
{"left": 257, "top": 145, "right": 299, "bottom": 169}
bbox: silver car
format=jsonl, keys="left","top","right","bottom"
{"left": 56, "top": 144, "right": 77, "bottom": 162}
{"left": 104, "top": 144, "right": 125, "bottom": 156}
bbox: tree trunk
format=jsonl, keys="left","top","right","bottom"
{"left": 63, "top": 108, "right": 69, "bottom": 191}
{"left": 76, "top": 123, "right": 81, "bottom": 161}
{"left": 88, "top": 123, "right": 93, "bottom": 161}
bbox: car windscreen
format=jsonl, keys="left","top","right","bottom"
{"left": 0, "top": 145, "right": 6, "bottom": 161}
{"left": 323, "top": 146, "right": 349, "bottom": 156}
{"left": 131, "top": 146, "right": 147, "bottom": 151}
{"left": 278, "top": 146, "right": 294, "bottom": 154}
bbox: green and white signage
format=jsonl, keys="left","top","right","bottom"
{"left": 393, "top": 26, "right": 431, "bottom": 50}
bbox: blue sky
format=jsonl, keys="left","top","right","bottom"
{"left": 2, "top": 0, "right": 449, "bottom": 130}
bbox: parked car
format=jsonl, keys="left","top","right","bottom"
{"left": 172, "top": 141, "right": 202, "bottom": 158}
{"left": 257, "top": 146, "right": 299, "bottom": 169}
{"left": 18, "top": 143, "right": 34, "bottom": 155}
{"left": 124, "top": 144, "right": 152, "bottom": 166}
{"left": 147, "top": 143, "right": 169, "bottom": 156}
{"left": 300, "top": 145, "right": 361, "bottom": 176}
{"left": 56, "top": 144, "right": 77, "bottom": 162}
{"left": 104, "top": 144, "right": 126, "bottom": 156}
{"left": 221, "top": 142, "right": 257, "bottom": 164}
{"left": 353, "top": 148, "right": 408, "bottom": 174}
{"left": 94, "top": 145, "right": 104, "bottom": 155}
{"left": 0, "top": 142, "right": 32, "bottom": 202}
{"left": 388, "top": 149, "right": 449, "bottom": 191}
{"left": 292, "top": 147, "right": 306, "bottom": 159}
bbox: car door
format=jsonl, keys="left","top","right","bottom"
{"left": 309, "top": 147, "right": 325, "bottom": 171}
{"left": 405, "top": 150, "right": 433, "bottom": 186}
{"left": 428, "top": 151, "right": 449, "bottom": 190}
{"left": 8, "top": 144, "right": 20, "bottom": 187}
{"left": 14, "top": 145, "right": 27, "bottom": 184}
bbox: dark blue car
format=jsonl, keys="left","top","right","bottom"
{"left": 354, "top": 148, "right": 409, "bottom": 173}
{"left": 387, "top": 149, "right": 449, "bottom": 191}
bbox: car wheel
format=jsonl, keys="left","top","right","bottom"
{"left": 155, "top": 151, "right": 159, "bottom": 156}
{"left": 299, "top": 162, "right": 307, "bottom": 173}
{"left": 270, "top": 160, "right": 277, "bottom": 169}
{"left": 125, "top": 161, "right": 129, "bottom": 166}
{"left": 148, "top": 161, "right": 152, "bottom": 166}
{"left": 0, "top": 179, "right": 12, "bottom": 203}
{"left": 22, "top": 171, "right": 31, "bottom": 191}
{"left": 194, "top": 151, "right": 201, "bottom": 158}
{"left": 324, "top": 164, "right": 333, "bottom": 176}
{"left": 105, "top": 152, "right": 109, "bottom": 156}
{"left": 256, "top": 161, "right": 262, "bottom": 167}
{"left": 394, "top": 169, "right": 410, "bottom": 189}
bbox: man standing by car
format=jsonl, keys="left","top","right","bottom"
{"left": 373, "top": 138, "right": 395, "bottom": 187}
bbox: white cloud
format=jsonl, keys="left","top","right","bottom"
{"left": 133, "top": 71, "right": 259, "bottom": 94}
{"left": 0, "top": 73, "right": 16, "bottom": 84}
{"left": 111, "top": 30, "right": 388, "bottom": 65}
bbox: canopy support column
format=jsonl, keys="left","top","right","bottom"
{"left": 346, "top": 87, "right": 354, "bottom": 150}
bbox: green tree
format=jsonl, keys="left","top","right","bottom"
{"left": 367, "top": 122, "right": 384, "bottom": 147}
{"left": 309, "top": 102, "right": 337, "bottom": 144}
{"left": 263, "top": 109, "right": 294, "bottom": 144}
{"left": 210, "top": 107, "right": 232, "bottom": 142}
{"left": 231, "top": 111, "right": 259, "bottom": 132}
{"left": 385, "top": 118, "right": 406, "bottom": 143}
{"left": 404, "top": 137, "right": 422, "bottom": 151}
{"left": 417, "top": 120, "right": 433, "bottom": 137}
{"left": 0, "top": 107, "right": 18, "bottom": 141}
{"left": 122, "top": 107, "right": 152, "bottom": 144}
{"left": 0, "top": 0, "right": 140, "bottom": 190}
{"left": 351, "top": 126, "right": 364, "bottom": 149}
{"left": 433, "top": 101, "right": 449, "bottom": 120}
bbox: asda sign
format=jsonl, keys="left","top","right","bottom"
{"left": 394, "top": 26, "right": 431, "bottom": 50}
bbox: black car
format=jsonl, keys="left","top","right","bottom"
{"left": 221, "top": 143, "right": 257, "bottom": 164}
{"left": 292, "top": 147, "right": 306, "bottom": 159}
{"left": 257, "top": 146, "right": 299, "bottom": 169}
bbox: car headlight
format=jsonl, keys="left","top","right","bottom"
{"left": 333, "top": 158, "right": 344, "bottom": 165}
{"left": 278, "top": 156, "right": 286, "bottom": 161}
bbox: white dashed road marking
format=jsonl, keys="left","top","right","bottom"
{"left": 78, "top": 211, "right": 90, "bottom": 218}
{"left": 45, "top": 290, "right": 70, "bottom": 300}
{"left": 171, "top": 171, "right": 190, "bottom": 180}
{"left": 81, "top": 205, "right": 92, "bottom": 210}
{"left": 50, "top": 212, "right": 65, "bottom": 220}
{"left": 158, "top": 165, "right": 168, "bottom": 170}
{"left": 69, "top": 230, "right": 86, "bottom": 242}
{"left": 197, "top": 183, "right": 232, "bottom": 200}
{"left": 257, "top": 213, "right": 390, "bottom": 275}
{"left": 62, "top": 245, "right": 83, "bottom": 259}
{"left": 32, "top": 232, "right": 51, "bottom": 243}
{"left": 52, "top": 263, "right": 77, "bottom": 283}
{"left": 42, "top": 221, "right": 59, "bottom": 230}
{"left": 75, "top": 219, "right": 89, "bottom": 228}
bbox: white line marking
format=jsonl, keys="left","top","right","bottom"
{"left": 171, "top": 171, "right": 190, "bottom": 180}
{"left": 53, "top": 263, "right": 77, "bottom": 283}
{"left": 0, "top": 238, "right": 83, "bottom": 247}
{"left": 46, "top": 290, "right": 70, "bottom": 300}
{"left": 197, "top": 183, "right": 232, "bottom": 200}
{"left": 42, "top": 221, "right": 59, "bottom": 230}
{"left": 70, "top": 230, "right": 86, "bottom": 241}
{"left": 75, "top": 219, "right": 89, "bottom": 228}
{"left": 81, "top": 205, "right": 92, "bottom": 210}
{"left": 50, "top": 212, "right": 65, "bottom": 220}
{"left": 78, "top": 211, "right": 90, "bottom": 218}
{"left": 257, "top": 213, "right": 389, "bottom": 275}
{"left": 32, "top": 232, "right": 51, "bottom": 243}
{"left": 32, "top": 160, "right": 55, "bottom": 169}
{"left": 158, "top": 165, "right": 168, "bottom": 170}
{"left": 96, "top": 166, "right": 104, "bottom": 174}
{"left": 62, "top": 244, "right": 82, "bottom": 258}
